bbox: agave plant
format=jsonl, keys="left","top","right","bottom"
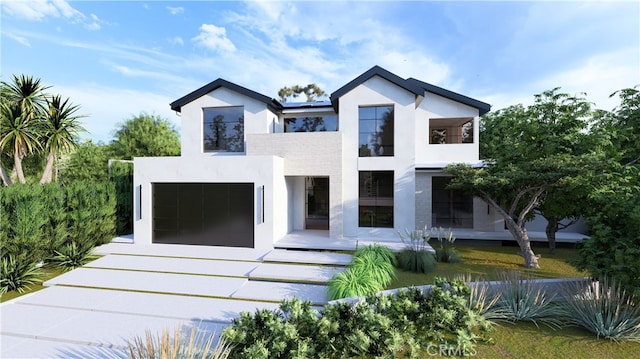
{"left": 455, "top": 273, "right": 506, "bottom": 323}
{"left": 128, "top": 326, "right": 230, "bottom": 359}
{"left": 0, "top": 255, "right": 42, "bottom": 294}
{"left": 51, "top": 242, "right": 97, "bottom": 271}
{"left": 495, "top": 270, "right": 563, "bottom": 328}
{"left": 561, "top": 277, "right": 640, "bottom": 342}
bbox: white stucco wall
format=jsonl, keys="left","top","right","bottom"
{"left": 133, "top": 155, "right": 285, "bottom": 250}
{"left": 179, "top": 87, "right": 276, "bottom": 158}
{"left": 337, "top": 76, "right": 417, "bottom": 238}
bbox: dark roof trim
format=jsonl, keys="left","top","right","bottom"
{"left": 407, "top": 78, "right": 491, "bottom": 115}
{"left": 170, "top": 78, "right": 282, "bottom": 113}
{"left": 329, "top": 65, "right": 424, "bottom": 111}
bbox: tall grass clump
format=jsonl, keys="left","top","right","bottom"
{"left": 128, "top": 326, "right": 229, "bottom": 359}
{"left": 328, "top": 244, "right": 397, "bottom": 300}
{"left": 496, "top": 271, "right": 562, "bottom": 328}
{"left": 51, "top": 242, "right": 97, "bottom": 271}
{"left": 397, "top": 228, "right": 436, "bottom": 273}
{"left": 561, "top": 277, "right": 640, "bottom": 342}
{"left": 432, "top": 227, "right": 462, "bottom": 263}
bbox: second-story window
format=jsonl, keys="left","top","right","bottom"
{"left": 429, "top": 118, "right": 473, "bottom": 144}
{"left": 359, "top": 105, "right": 394, "bottom": 157}
{"left": 284, "top": 115, "right": 338, "bottom": 132}
{"left": 203, "top": 106, "right": 244, "bottom": 152}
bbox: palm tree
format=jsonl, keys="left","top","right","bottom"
{"left": 0, "top": 75, "right": 49, "bottom": 184}
{"left": 39, "top": 95, "right": 86, "bottom": 184}
{"left": 0, "top": 103, "right": 41, "bottom": 184}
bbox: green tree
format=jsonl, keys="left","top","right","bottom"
{"left": 0, "top": 75, "right": 48, "bottom": 184}
{"left": 447, "top": 89, "right": 595, "bottom": 268}
{"left": 58, "top": 140, "right": 111, "bottom": 182}
{"left": 109, "top": 113, "right": 180, "bottom": 159}
{"left": 278, "top": 83, "right": 326, "bottom": 102}
{"left": 39, "top": 95, "right": 86, "bottom": 184}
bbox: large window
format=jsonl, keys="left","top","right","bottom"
{"left": 429, "top": 118, "right": 473, "bottom": 144}
{"left": 284, "top": 115, "right": 338, "bottom": 132}
{"left": 359, "top": 171, "right": 394, "bottom": 228}
{"left": 359, "top": 106, "right": 394, "bottom": 156}
{"left": 203, "top": 106, "right": 244, "bottom": 152}
{"left": 432, "top": 177, "right": 473, "bottom": 228}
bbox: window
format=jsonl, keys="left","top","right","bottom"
{"left": 359, "top": 171, "right": 394, "bottom": 227}
{"left": 359, "top": 106, "right": 394, "bottom": 156}
{"left": 203, "top": 106, "right": 244, "bottom": 152}
{"left": 429, "top": 118, "right": 473, "bottom": 144}
{"left": 432, "top": 177, "right": 473, "bottom": 228}
{"left": 284, "top": 115, "right": 338, "bottom": 132}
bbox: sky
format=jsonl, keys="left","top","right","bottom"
{"left": 1, "top": 0, "right": 639, "bottom": 143}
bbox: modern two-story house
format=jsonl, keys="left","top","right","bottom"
{"left": 132, "top": 65, "right": 508, "bottom": 250}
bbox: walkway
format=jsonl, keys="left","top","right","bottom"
{"left": 1, "top": 240, "right": 357, "bottom": 358}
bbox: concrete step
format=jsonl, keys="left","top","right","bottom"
{"left": 94, "top": 242, "right": 269, "bottom": 261}
{"left": 249, "top": 263, "right": 344, "bottom": 283}
{"left": 17, "top": 286, "right": 283, "bottom": 323}
{"left": 232, "top": 280, "right": 329, "bottom": 306}
{"left": 45, "top": 267, "right": 248, "bottom": 298}
{"left": 263, "top": 249, "right": 353, "bottom": 266}
{"left": 85, "top": 254, "right": 259, "bottom": 277}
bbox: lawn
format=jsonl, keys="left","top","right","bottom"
{"left": 389, "top": 242, "right": 587, "bottom": 289}
{"left": 387, "top": 242, "right": 640, "bottom": 358}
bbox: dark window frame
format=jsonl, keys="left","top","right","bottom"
{"left": 432, "top": 176, "right": 474, "bottom": 228}
{"left": 358, "top": 171, "right": 394, "bottom": 228}
{"left": 284, "top": 115, "right": 338, "bottom": 133}
{"left": 203, "top": 106, "right": 245, "bottom": 152}
{"left": 358, "top": 105, "right": 394, "bottom": 157}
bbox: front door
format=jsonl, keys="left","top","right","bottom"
{"left": 305, "top": 177, "right": 329, "bottom": 230}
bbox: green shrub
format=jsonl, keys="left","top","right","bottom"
{"left": 495, "top": 271, "right": 562, "bottom": 328}
{"left": 0, "top": 182, "right": 116, "bottom": 264}
{"left": 128, "top": 326, "right": 230, "bottom": 359}
{"left": 397, "top": 228, "right": 437, "bottom": 273}
{"left": 397, "top": 249, "right": 437, "bottom": 274}
{"left": 0, "top": 256, "right": 42, "bottom": 295}
{"left": 110, "top": 161, "right": 133, "bottom": 235}
{"left": 225, "top": 280, "right": 491, "bottom": 358}
{"left": 352, "top": 251, "right": 396, "bottom": 288}
{"left": 561, "top": 277, "right": 640, "bottom": 342}
{"left": 328, "top": 266, "right": 382, "bottom": 300}
{"left": 432, "top": 228, "right": 462, "bottom": 263}
{"left": 51, "top": 242, "right": 97, "bottom": 271}
{"left": 355, "top": 243, "right": 397, "bottom": 266}
{"left": 223, "top": 298, "right": 320, "bottom": 358}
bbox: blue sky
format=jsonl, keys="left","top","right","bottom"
{"left": 2, "top": 0, "right": 638, "bottom": 142}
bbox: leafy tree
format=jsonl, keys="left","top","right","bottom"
{"left": 573, "top": 87, "right": 640, "bottom": 295}
{"left": 109, "top": 113, "right": 180, "bottom": 159}
{"left": 0, "top": 75, "right": 49, "bottom": 184}
{"left": 58, "top": 140, "right": 110, "bottom": 182}
{"left": 278, "top": 83, "right": 326, "bottom": 102}
{"left": 39, "top": 95, "right": 86, "bottom": 184}
{"left": 447, "top": 89, "right": 595, "bottom": 268}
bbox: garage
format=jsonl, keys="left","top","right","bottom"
{"left": 152, "top": 183, "right": 254, "bottom": 248}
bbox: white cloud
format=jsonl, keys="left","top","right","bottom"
{"left": 168, "top": 36, "right": 184, "bottom": 46}
{"left": 5, "top": 32, "right": 31, "bottom": 47}
{"left": 166, "top": 6, "right": 184, "bottom": 15}
{"left": 1, "top": 0, "right": 103, "bottom": 30}
{"left": 54, "top": 83, "right": 179, "bottom": 143}
{"left": 192, "top": 24, "right": 236, "bottom": 53}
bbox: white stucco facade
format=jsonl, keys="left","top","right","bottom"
{"left": 133, "top": 66, "right": 505, "bottom": 249}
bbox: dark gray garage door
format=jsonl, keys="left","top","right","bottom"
{"left": 152, "top": 183, "right": 254, "bottom": 248}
